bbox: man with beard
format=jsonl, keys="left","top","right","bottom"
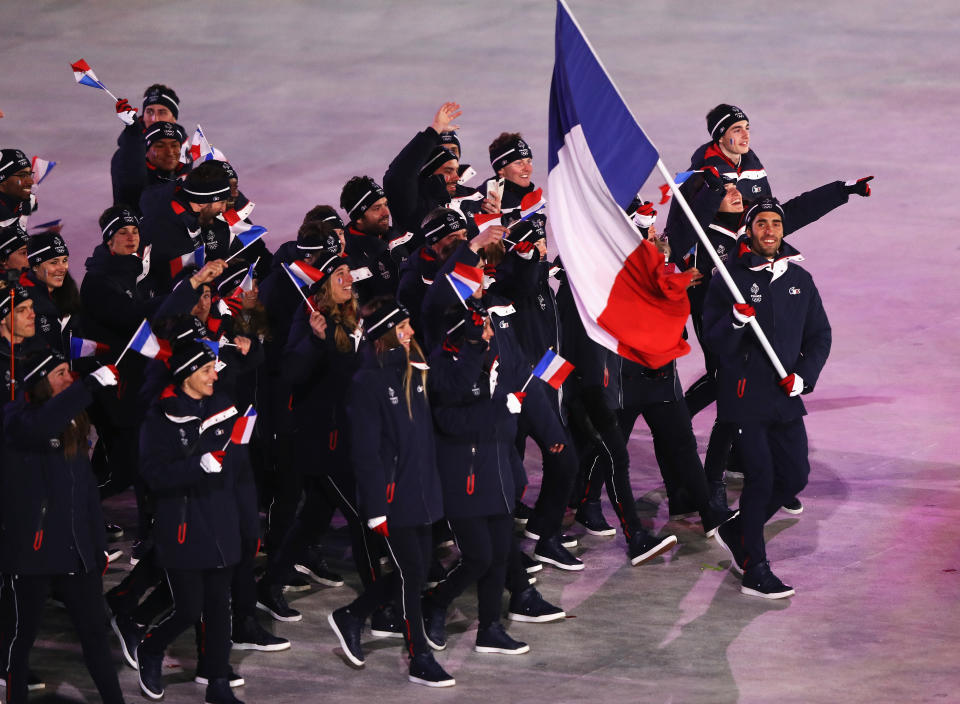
{"left": 703, "top": 198, "right": 831, "bottom": 598}
{"left": 112, "top": 120, "right": 188, "bottom": 213}
{"left": 0, "top": 149, "right": 38, "bottom": 229}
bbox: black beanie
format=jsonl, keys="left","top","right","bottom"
{"left": 0, "top": 149, "right": 31, "bottom": 184}
{"left": 169, "top": 339, "right": 217, "bottom": 384}
{"left": 439, "top": 131, "right": 461, "bottom": 153}
{"left": 742, "top": 196, "right": 784, "bottom": 232}
{"left": 340, "top": 176, "right": 385, "bottom": 221}
{"left": 363, "top": 301, "right": 410, "bottom": 342}
{"left": 1, "top": 222, "right": 29, "bottom": 260}
{"left": 182, "top": 165, "right": 232, "bottom": 203}
{"left": 0, "top": 283, "right": 29, "bottom": 320}
{"left": 297, "top": 229, "right": 341, "bottom": 257}
{"left": 490, "top": 137, "right": 532, "bottom": 172}
{"left": 421, "top": 208, "right": 466, "bottom": 246}
{"left": 100, "top": 207, "right": 140, "bottom": 244}
{"left": 27, "top": 232, "right": 69, "bottom": 266}
{"left": 142, "top": 86, "right": 181, "bottom": 119}
{"left": 420, "top": 146, "right": 457, "bottom": 175}
{"left": 169, "top": 316, "right": 210, "bottom": 349}
{"left": 144, "top": 121, "right": 187, "bottom": 148}
{"left": 20, "top": 349, "right": 67, "bottom": 390}
{"left": 706, "top": 104, "right": 749, "bottom": 143}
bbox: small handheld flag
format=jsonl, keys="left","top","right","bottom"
{"left": 225, "top": 223, "right": 267, "bottom": 261}
{"left": 31, "top": 157, "right": 56, "bottom": 186}
{"left": 473, "top": 212, "right": 502, "bottom": 234}
{"left": 69, "top": 334, "right": 109, "bottom": 360}
{"left": 116, "top": 319, "right": 171, "bottom": 365}
{"left": 170, "top": 244, "right": 205, "bottom": 277}
{"left": 518, "top": 188, "right": 547, "bottom": 220}
{"left": 281, "top": 262, "right": 320, "bottom": 311}
{"left": 230, "top": 405, "right": 258, "bottom": 445}
{"left": 70, "top": 58, "right": 120, "bottom": 101}
{"left": 445, "top": 262, "right": 484, "bottom": 305}
{"left": 527, "top": 349, "right": 575, "bottom": 390}
{"left": 28, "top": 219, "right": 62, "bottom": 233}
{"left": 187, "top": 124, "right": 216, "bottom": 164}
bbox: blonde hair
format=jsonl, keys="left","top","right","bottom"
{"left": 313, "top": 280, "right": 358, "bottom": 353}
{"left": 374, "top": 329, "right": 427, "bottom": 419}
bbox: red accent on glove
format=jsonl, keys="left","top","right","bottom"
{"left": 514, "top": 241, "right": 535, "bottom": 254}
{"left": 513, "top": 391, "right": 526, "bottom": 403}
{"left": 372, "top": 521, "right": 389, "bottom": 538}
{"left": 107, "top": 364, "right": 120, "bottom": 383}
{"left": 658, "top": 184, "right": 672, "bottom": 204}
{"left": 211, "top": 450, "right": 226, "bottom": 464}
{"left": 734, "top": 303, "right": 756, "bottom": 318}
{"left": 778, "top": 373, "right": 799, "bottom": 396}
{"left": 115, "top": 98, "right": 137, "bottom": 115}
{"left": 224, "top": 296, "right": 243, "bottom": 316}
{"left": 857, "top": 175, "right": 873, "bottom": 197}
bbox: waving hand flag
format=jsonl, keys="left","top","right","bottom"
{"left": 230, "top": 406, "right": 258, "bottom": 445}
{"left": 31, "top": 157, "right": 56, "bottom": 186}
{"left": 473, "top": 212, "right": 502, "bottom": 234}
{"left": 170, "top": 243, "right": 205, "bottom": 277}
{"left": 187, "top": 124, "right": 216, "bottom": 164}
{"left": 116, "top": 319, "right": 172, "bottom": 365}
{"left": 71, "top": 59, "right": 107, "bottom": 90}
{"left": 531, "top": 349, "right": 575, "bottom": 389}
{"left": 69, "top": 335, "right": 109, "bottom": 360}
{"left": 547, "top": 0, "right": 693, "bottom": 369}
{"left": 445, "top": 262, "right": 484, "bottom": 304}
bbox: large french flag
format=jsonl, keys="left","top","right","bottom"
{"left": 548, "top": 0, "right": 693, "bottom": 369}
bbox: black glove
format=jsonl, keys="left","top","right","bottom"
{"left": 463, "top": 298, "right": 487, "bottom": 342}
{"left": 844, "top": 175, "right": 873, "bottom": 197}
{"left": 701, "top": 165, "right": 725, "bottom": 192}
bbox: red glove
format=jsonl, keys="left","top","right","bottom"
{"left": 218, "top": 295, "right": 243, "bottom": 317}
{"left": 844, "top": 176, "right": 873, "bottom": 197}
{"left": 732, "top": 303, "right": 756, "bottom": 327}
{"left": 513, "top": 241, "right": 536, "bottom": 258}
{"left": 701, "top": 165, "right": 724, "bottom": 191}
{"left": 778, "top": 373, "right": 804, "bottom": 397}
{"left": 115, "top": 98, "right": 138, "bottom": 125}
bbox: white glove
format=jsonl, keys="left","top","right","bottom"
{"left": 778, "top": 373, "right": 805, "bottom": 398}
{"left": 506, "top": 391, "right": 526, "bottom": 414}
{"left": 732, "top": 303, "right": 756, "bottom": 328}
{"left": 89, "top": 365, "right": 119, "bottom": 387}
{"left": 367, "top": 516, "right": 387, "bottom": 530}
{"left": 200, "top": 451, "right": 225, "bottom": 474}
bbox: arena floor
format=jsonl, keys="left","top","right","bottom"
{"left": 3, "top": 1, "right": 959, "bottom": 702}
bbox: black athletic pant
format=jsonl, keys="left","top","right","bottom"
{"left": 1, "top": 570, "right": 124, "bottom": 704}
{"left": 505, "top": 537, "right": 530, "bottom": 594}
{"left": 617, "top": 399, "right": 710, "bottom": 513}
{"left": 265, "top": 435, "right": 303, "bottom": 555}
{"left": 265, "top": 473, "right": 379, "bottom": 591}
{"left": 575, "top": 420, "right": 641, "bottom": 540}
{"left": 430, "top": 514, "right": 513, "bottom": 628}
{"left": 735, "top": 418, "right": 809, "bottom": 566}
{"left": 383, "top": 524, "right": 432, "bottom": 658}
{"left": 516, "top": 406, "right": 578, "bottom": 541}
{"left": 139, "top": 566, "right": 234, "bottom": 679}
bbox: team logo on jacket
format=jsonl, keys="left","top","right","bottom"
{"left": 537, "top": 294, "right": 547, "bottom": 311}
{"left": 39, "top": 317, "right": 52, "bottom": 334}
{"left": 789, "top": 286, "right": 801, "bottom": 295}
{"left": 124, "top": 289, "right": 134, "bottom": 298}
{"left": 752, "top": 185, "right": 761, "bottom": 194}
{"left": 179, "top": 428, "right": 189, "bottom": 446}
{"left": 717, "top": 244, "right": 726, "bottom": 257}
{"left": 750, "top": 282, "right": 762, "bottom": 303}
{"left": 471, "top": 382, "right": 481, "bottom": 397}
{"left": 378, "top": 261, "right": 391, "bottom": 280}
{"left": 49, "top": 438, "right": 61, "bottom": 449}
{"left": 387, "top": 387, "right": 398, "bottom": 405}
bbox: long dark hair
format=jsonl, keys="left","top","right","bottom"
{"left": 29, "top": 377, "right": 90, "bottom": 459}
{"left": 50, "top": 270, "right": 82, "bottom": 316}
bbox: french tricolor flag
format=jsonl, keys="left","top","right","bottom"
{"left": 187, "top": 124, "right": 215, "bottom": 164}
{"left": 170, "top": 244, "right": 205, "bottom": 277}
{"left": 127, "top": 320, "right": 172, "bottom": 361}
{"left": 70, "top": 59, "right": 106, "bottom": 90}
{"left": 547, "top": 0, "right": 693, "bottom": 369}
{"left": 473, "top": 212, "right": 501, "bottom": 234}
{"left": 230, "top": 405, "right": 258, "bottom": 445}
{"left": 445, "top": 261, "right": 484, "bottom": 303}
{"left": 230, "top": 221, "right": 267, "bottom": 250}
{"left": 31, "top": 157, "right": 56, "bottom": 186}
{"left": 518, "top": 188, "right": 547, "bottom": 220}
{"left": 531, "top": 349, "right": 575, "bottom": 390}
{"left": 282, "top": 260, "right": 324, "bottom": 289}
{"left": 69, "top": 335, "right": 109, "bottom": 359}
{"left": 220, "top": 201, "right": 256, "bottom": 227}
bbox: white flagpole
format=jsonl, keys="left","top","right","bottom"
{"left": 282, "top": 266, "right": 317, "bottom": 312}
{"left": 224, "top": 235, "right": 263, "bottom": 263}
{"left": 655, "top": 159, "right": 787, "bottom": 379}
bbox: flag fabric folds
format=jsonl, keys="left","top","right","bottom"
{"left": 531, "top": 349, "right": 575, "bottom": 389}
{"left": 70, "top": 59, "right": 106, "bottom": 90}
{"left": 230, "top": 406, "right": 258, "bottom": 445}
{"left": 282, "top": 261, "right": 324, "bottom": 290}
{"left": 170, "top": 244, "right": 205, "bottom": 277}
{"left": 127, "top": 320, "right": 172, "bottom": 361}
{"left": 547, "top": 0, "right": 694, "bottom": 369}
{"left": 69, "top": 335, "right": 109, "bottom": 359}
{"left": 31, "top": 157, "right": 56, "bottom": 185}
{"left": 445, "top": 262, "right": 484, "bottom": 303}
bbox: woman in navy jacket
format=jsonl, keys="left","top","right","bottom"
{"left": 421, "top": 298, "right": 530, "bottom": 656}
{"left": 333, "top": 300, "right": 452, "bottom": 687}
{"left": 136, "top": 339, "right": 252, "bottom": 704}
{"left": 0, "top": 350, "right": 125, "bottom": 704}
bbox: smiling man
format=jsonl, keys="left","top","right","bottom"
{"left": 0, "top": 149, "right": 37, "bottom": 228}
{"left": 702, "top": 197, "right": 832, "bottom": 599}
{"left": 689, "top": 104, "right": 771, "bottom": 200}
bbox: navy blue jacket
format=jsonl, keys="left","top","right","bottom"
{"left": 689, "top": 142, "right": 770, "bottom": 200}
{"left": 139, "top": 387, "right": 254, "bottom": 569}
{"left": 1, "top": 380, "right": 106, "bottom": 575}
{"left": 281, "top": 304, "right": 361, "bottom": 475}
{"left": 18, "top": 269, "right": 78, "bottom": 355}
{"left": 703, "top": 239, "right": 831, "bottom": 424}
{"left": 347, "top": 346, "right": 444, "bottom": 527}
{"left": 428, "top": 338, "right": 520, "bottom": 518}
